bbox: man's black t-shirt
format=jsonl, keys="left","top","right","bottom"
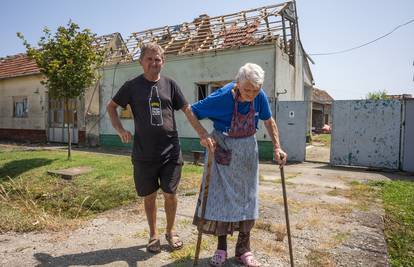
{"left": 112, "top": 74, "right": 187, "bottom": 162}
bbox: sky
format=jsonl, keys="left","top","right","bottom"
{"left": 1, "top": 0, "right": 413, "bottom": 100}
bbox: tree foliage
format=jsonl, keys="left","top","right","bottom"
{"left": 366, "top": 90, "right": 389, "bottom": 100}
{"left": 17, "top": 21, "right": 104, "bottom": 159}
{"left": 17, "top": 21, "right": 103, "bottom": 100}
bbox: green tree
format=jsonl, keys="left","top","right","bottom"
{"left": 17, "top": 21, "right": 103, "bottom": 160}
{"left": 366, "top": 90, "right": 389, "bottom": 100}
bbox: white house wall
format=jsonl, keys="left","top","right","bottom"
{"left": 99, "top": 44, "right": 304, "bottom": 158}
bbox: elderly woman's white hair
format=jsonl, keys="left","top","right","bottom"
{"left": 235, "top": 63, "right": 265, "bottom": 87}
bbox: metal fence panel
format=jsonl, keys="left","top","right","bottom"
{"left": 402, "top": 99, "right": 414, "bottom": 172}
{"left": 331, "top": 100, "right": 401, "bottom": 169}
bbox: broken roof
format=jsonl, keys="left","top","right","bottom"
{"left": 122, "top": 1, "right": 296, "bottom": 61}
{"left": 313, "top": 87, "right": 334, "bottom": 103}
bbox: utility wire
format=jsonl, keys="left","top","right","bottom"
{"left": 309, "top": 18, "right": 414, "bottom": 56}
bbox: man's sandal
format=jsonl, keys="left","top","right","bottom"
{"left": 236, "top": 251, "right": 261, "bottom": 267}
{"left": 165, "top": 234, "right": 183, "bottom": 250}
{"left": 146, "top": 238, "right": 161, "bottom": 254}
{"left": 209, "top": 249, "right": 227, "bottom": 267}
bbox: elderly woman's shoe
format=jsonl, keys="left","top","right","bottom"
{"left": 236, "top": 251, "right": 261, "bottom": 267}
{"left": 209, "top": 249, "right": 227, "bottom": 267}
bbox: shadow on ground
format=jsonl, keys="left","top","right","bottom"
{"left": 0, "top": 158, "right": 55, "bottom": 180}
{"left": 34, "top": 245, "right": 154, "bottom": 267}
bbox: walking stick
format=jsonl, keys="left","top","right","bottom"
{"left": 193, "top": 149, "right": 213, "bottom": 266}
{"left": 280, "top": 154, "right": 294, "bottom": 267}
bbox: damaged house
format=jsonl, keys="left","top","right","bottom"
{"left": 98, "top": 1, "right": 314, "bottom": 159}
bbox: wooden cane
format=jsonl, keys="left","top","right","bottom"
{"left": 280, "top": 154, "right": 294, "bottom": 267}
{"left": 193, "top": 149, "right": 213, "bottom": 266}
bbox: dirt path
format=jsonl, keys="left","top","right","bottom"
{"left": 1, "top": 161, "right": 399, "bottom": 267}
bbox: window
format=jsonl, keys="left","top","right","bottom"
{"left": 197, "top": 84, "right": 208, "bottom": 101}
{"left": 13, "top": 96, "right": 28, "bottom": 118}
{"left": 196, "top": 80, "right": 232, "bottom": 101}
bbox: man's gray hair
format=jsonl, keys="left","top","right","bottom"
{"left": 235, "top": 63, "right": 265, "bottom": 87}
{"left": 139, "top": 42, "right": 165, "bottom": 61}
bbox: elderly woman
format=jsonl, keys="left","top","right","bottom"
{"left": 187, "top": 63, "right": 287, "bottom": 267}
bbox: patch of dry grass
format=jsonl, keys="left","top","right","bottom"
{"left": 254, "top": 219, "right": 287, "bottom": 241}
{"left": 177, "top": 218, "right": 192, "bottom": 228}
{"left": 306, "top": 215, "right": 323, "bottom": 229}
{"left": 327, "top": 181, "right": 378, "bottom": 211}
{"left": 306, "top": 249, "right": 335, "bottom": 267}
{"left": 0, "top": 176, "right": 83, "bottom": 232}
{"left": 318, "top": 203, "right": 353, "bottom": 215}
{"left": 133, "top": 229, "right": 149, "bottom": 239}
{"left": 169, "top": 237, "right": 211, "bottom": 263}
{"left": 319, "top": 231, "right": 350, "bottom": 249}
{"left": 252, "top": 238, "right": 285, "bottom": 256}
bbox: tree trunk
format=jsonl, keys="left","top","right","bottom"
{"left": 66, "top": 98, "right": 72, "bottom": 160}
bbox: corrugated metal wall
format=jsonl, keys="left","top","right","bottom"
{"left": 331, "top": 100, "right": 401, "bottom": 169}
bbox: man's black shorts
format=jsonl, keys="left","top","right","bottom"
{"left": 132, "top": 159, "right": 182, "bottom": 197}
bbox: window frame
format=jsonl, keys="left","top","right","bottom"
{"left": 13, "top": 96, "right": 28, "bottom": 118}
{"left": 196, "top": 80, "right": 232, "bottom": 101}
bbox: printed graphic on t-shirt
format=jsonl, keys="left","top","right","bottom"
{"left": 149, "top": 85, "right": 163, "bottom": 126}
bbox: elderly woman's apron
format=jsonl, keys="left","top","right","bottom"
{"left": 193, "top": 90, "right": 259, "bottom": 234}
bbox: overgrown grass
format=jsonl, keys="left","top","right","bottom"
{"left": 370, "top": 180, "right": 414, "bottom": 267}
{"left": 312, "top": 134, "right": 331, "bottom": 146}
{"left": 0, "top": 148, "right": 202, "bottom": 233}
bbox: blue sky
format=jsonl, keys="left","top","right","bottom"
{"left": 1, "top": 0, "right": 413, "bottom": 99}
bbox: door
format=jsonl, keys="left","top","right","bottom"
{"left": 275, "top": 101, "right": 307, "bottom": 162}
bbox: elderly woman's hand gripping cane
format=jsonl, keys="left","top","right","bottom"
{"left": 275, "top": 148, "right": 287, "bottom": 167}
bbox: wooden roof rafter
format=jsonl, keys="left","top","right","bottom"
{"left": 114, "top": 1, "right": 297, "bottom": 61}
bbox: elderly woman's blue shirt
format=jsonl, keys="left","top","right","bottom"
{"left": 191, "top": 82, "right": 272, "bottom": 133}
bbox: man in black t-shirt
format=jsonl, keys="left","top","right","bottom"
{"left": 107, "top": 43, "right": 177, "bottom": 253}
{"left": 107, "top": 43, "right": 214, "bottom": 254}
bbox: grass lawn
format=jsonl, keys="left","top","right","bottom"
{"left": 0, "top": 147, "right": 203, "bottom": 233}
{"left": 370, "top": 180, "right": 414, "bottom": 267}
{"left": 312, "top": 134, "right": 331, "bottom": 146}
